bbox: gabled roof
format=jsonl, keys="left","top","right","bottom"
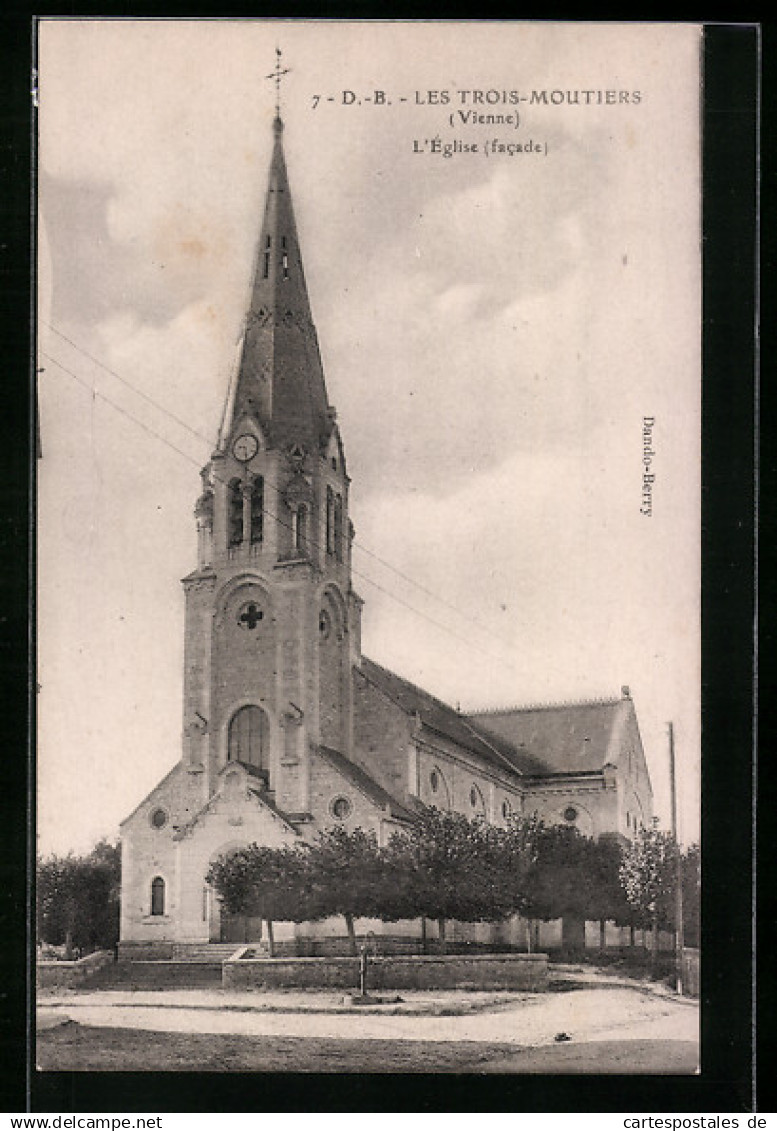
{"left": 316, "top": 744, "right": 418, "bottom": 824}
{"left": 468, "top": 698, "right": 631, "bottom": 775}
{"left": 358, "top": 657, "right": 635, "bottom": 780}
{"left": 119, "top": 762, "right": 181, "bottom": 828}
{"left": 174, "top": 761, "right": 298, "bottom": 840}
{"left": 357, "top": 658, "right": 527, "bottom": 778}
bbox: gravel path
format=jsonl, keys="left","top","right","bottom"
{"left": 38, "top": 985, "right": 698, "bottom": 1049}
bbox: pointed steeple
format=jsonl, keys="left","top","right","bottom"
{"left": 221, "top": 115, "right": 332, "bottom": 456}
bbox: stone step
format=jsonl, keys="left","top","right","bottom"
{"left": 171, "top": 944, "right": 243, "bottom": 962}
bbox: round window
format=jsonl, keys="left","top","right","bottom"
{"left": 150, "top": 807, "right": 168, "bottom": 830}
{"left": 564, "top": 806, "right": 578, "bottom": 822}
{"left": 330, "top": 796, "right": 352, "bottom": 820}
{"left": 430, "top": 770, "right": 439, "bottom": 793}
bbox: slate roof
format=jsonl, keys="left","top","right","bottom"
{"left": 468, "top": 699, "right": 628, "bottom": 776}
{"left": 316, "top": 744, "right": 418, "bottom": 824}
{"left": 358, "top": 657, "right": 528, "bottom": 778}
{"left": 218, "top": 116, "right": 333, "bottom": 457}
{"left": 358, "top": 656, "right": 631, "bottom": 781}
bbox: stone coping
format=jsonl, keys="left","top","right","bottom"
{"left": 229, "top": 948, "right": 547, "bottom": 964}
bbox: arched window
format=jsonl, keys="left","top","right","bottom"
{"left": 228, "top": 479, "right": 243, "bottom": 547}
{"left": 151, "top": 876, "right": 165, "bottom": 916}
{"left": 250, "top": 477, "right": 264, "bottom": 544}
{"left": 469, "top": 784, "right": 485, "bottom": 815}
{"left": 334, "top": 495, "right": 343, "bottom": 562}
{"left": 326, "top": 486, "right": 335, "bottom": 555}
{"left": 428, "top": 766, "right": 451, "bottom": 810}
{"left": 294, "top": 505, "right": 307, "bottom": 553}
{"left": 228, "top": 705, "right": 269, "bottom": 775}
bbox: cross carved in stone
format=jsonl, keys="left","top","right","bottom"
{"left": 239, "top": 603, "right": 264, "bottom": 630}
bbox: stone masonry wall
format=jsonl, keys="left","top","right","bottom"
{"left": 308, "top": 748, "right": 387, "bottom": 841}
{"left": 223, "top": 952, "right": 548, "bottom": 991}
{"left": 352, "top": 672, "right": 412, "bottom": 799}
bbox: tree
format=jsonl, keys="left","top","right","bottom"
{"left": 37, "top": 840, "right": 121, "bottom": 956}
{"left": 302, "top": 826, "right": 387, "bottom": 955}
{"left": 385, "top": 808, "right": 498, "bottom": 954}
{"left": 207, "top": 843, "right": 314, "bottom": 955}
{"left": 523, "top": 824, "right": 594, "bottom": 953}
{"left": 586, "top": 835, "right": 634, "bottom": 949}
{"left": 619, "top": 821, "right": 679, "bottom": 975}
{"left": 474, "top": 813, "right": 544, "bottom": 953}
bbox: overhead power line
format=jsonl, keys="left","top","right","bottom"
{"left": 42, "top": 349, "right": 523, "bottom": 674}
{"left": 41, "top": 321, "right": 521, "bottom": 654}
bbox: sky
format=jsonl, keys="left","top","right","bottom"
{"left": 36, "top": 20, "right": 702, "bottom": 856}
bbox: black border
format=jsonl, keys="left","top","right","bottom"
{"left": 0, "top": 13, "right": 760, "bottom": 1114}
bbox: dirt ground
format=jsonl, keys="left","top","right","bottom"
{"left": 36, "top": 1022, "right": 700, "bottom": 1074}
{"left": 36, "top": 973, "right": 699, "bottom": 1075}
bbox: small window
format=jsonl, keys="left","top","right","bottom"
{"left": 151, "top": 876, "right": 165, "bottom": 916}
{"left": 502, "top": 799, "right": 511, "bottom": 820}
{"left": 319, "top": 608, "right": 331, "bottom": 640}
{"left": 564, "top": 806, "right": 578, "bottom": 823}
{"left": 326, "top": 486, "right": 335, "bottom": 555}
{"left": 294, "top": 506, "right": 307, "bottom": 553}
{"left": 330, "top": 796, "right": 352, "bottom": 820}
{"left": 250, "top": 477, "right": 264, "bottom": 544}
{"left": 430, "top": 770, "right": 439, "bottom": 793}
{"left": 228, "top": 478, "right": 243, "bottom": 547}
{"left": 150, "top": 807, "right": 168, "bottom": 830}
{"left": 334, "top": 495, "right": 344, "bottom": 563}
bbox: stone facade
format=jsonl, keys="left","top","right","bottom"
{"left": 119, "top": 112, "right": 653, "bottom": 949}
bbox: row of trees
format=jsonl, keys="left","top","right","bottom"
{"left": 35, "top": 815, "right": 699, "bottom": 967}
{"left": 37, "top": 840, "right": 121, "bottom": 957}
{"left": 207, "top": 810, "right": 700, "bottom": 962}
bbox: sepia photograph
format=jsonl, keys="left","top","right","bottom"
{"left": 35, "top": 19, "right": 703, "bottom": 1078}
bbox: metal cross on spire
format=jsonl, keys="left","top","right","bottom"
{"left": 266, "top": 47, "right": 291, "bottom": 120}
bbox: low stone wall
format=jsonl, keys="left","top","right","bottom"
{"left": 37, "top": 950, "right": 114, "bottom": 990}
{"left": 223, "top": 951, "right": 548, "bottom": 992}
{"left": 288, "top": 936, "right": 510, "bottom": 958}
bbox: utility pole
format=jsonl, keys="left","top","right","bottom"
{"left": 668, "top": 721, "right": 684, "bottom": 994}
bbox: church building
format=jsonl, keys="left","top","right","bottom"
{"left": 119, "top": 111, "right": 653, "bottom": 953}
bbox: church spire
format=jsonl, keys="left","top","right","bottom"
{"left": 220, "top": 106, "right": 332, "bottom": 457}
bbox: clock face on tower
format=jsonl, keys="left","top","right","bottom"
{"left": 232, "top": 433, "right": 259, "bottom": 462}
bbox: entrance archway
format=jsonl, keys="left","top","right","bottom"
{"left": 218, "top": 910, "right": 264, "bottom": 944}
{"left": 206, "top": 845, "right": 266, "bottom": 943}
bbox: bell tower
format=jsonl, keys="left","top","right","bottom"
{"left": 180, "top": 112, "right": 361, "bottom": 824}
